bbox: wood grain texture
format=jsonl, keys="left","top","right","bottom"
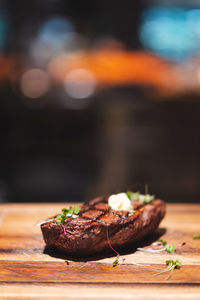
{"left": 0, "top": 203, "right": 200, "bottom": 299}
{"left": 0, "top": 283, "right": 200, "bottom": 300}
{"left": 0, "top": 260, "right": 200, "bottom": 283}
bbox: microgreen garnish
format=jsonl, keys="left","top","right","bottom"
{"left": 55, "top": 206, "right": 81, "bottom": 225}
{"left": 106, "top": 229, "right": 125, "bottom": 267}
{"left": 113, "top": 255, "right": 120, "bottom": 267}
{"left": 126, "top": 191, "right": 155, "bottom": 204}
{"left": 128, "top": 210, "right": 136, "bottom": 216}
{"left": 158, "top": 238, "right": 176, "bottom": 253}
{"left": 126, "top": 191, "right": 139, "bottom": 200}
{"left": 74, "top": 206, "right": 81, "bottom": 215}
{"left": 154, "top": 259, "right": 181, "bottom": 279}
{"left": 165, "top": 244, "right": 176, "bottom": 253}
{"left": 193, "top": 234, "right": 200, "bottom": 239}
{"left": 166, "top": 259, "right": 181, "bottom": 268}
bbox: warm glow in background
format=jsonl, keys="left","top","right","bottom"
{"left": 0, "top": 1, "right": 200, "bottom": 203}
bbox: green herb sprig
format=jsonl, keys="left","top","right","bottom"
{"left": 55, "top": 206, "right": 81, "bottom": 225}
{"left": 154, "top": 259, "right": 181, "bottom": 279}
{"left": 193, "top": 234, "right": 200, "bottom": 239}
{"left": 158, "top": 238, "right": 176, "bottom": 253}
{"left": 126, "top": 191, "right": 155, "bottom": 204}
{"left": 166, "top": 259, "right": 181, "bottom": 268}
{"left": 113, "top": 255, "right": 120, "bottom": 267}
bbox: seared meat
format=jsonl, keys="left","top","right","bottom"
{"left": 41, "top": 196, "right": 166, "bottom": 256}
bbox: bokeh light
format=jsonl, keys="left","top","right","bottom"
{"left": 30, "top": 16, "right": 76, "bottom": 64}
{"left": 39, "top": 17, "right": 74, "bottom": 49}
{"left": 139, "top": 7, "right": 200, "bottom": 61}
{"left": 0, "top": 12, "right": 9, "bottom": 50}
{"left": 196, "top": 64, "right": 200, "bottom": 85}
{"left": 20, "top": 69, "right": 50, "bottom": 99}
{"left": 63, "top": 68, "right": 96, "bottom": 99}
{"left": 187, "top": 9, "right": 200, "bottom": 50}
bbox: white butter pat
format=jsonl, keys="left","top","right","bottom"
{"left": 108, "top": 193, "right": 133, "bottom": 211}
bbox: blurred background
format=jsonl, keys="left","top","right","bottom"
{"left": 0, "top": 0, "right": 200, "bottom": 203}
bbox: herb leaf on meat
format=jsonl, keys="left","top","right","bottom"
{"left": 55, "top": 206, "right": 81, "bottom": 225}
{"left": 126, "top": 190, "right": 155, "bottom": 204}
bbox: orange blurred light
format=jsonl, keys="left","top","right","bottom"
{"left": 0, "top": 55, "right": 16, "bottom": 81}
{"left": 48, "top": 49, "right": 180, "bottom": 91}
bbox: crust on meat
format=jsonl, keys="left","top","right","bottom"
{"left": 41, "top": 198, "right": 166, "bottom": 256}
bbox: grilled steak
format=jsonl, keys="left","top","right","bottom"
{"left": 41, "top": 196, "right": 166, "bottom": 256}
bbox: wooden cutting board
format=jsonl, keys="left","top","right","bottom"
{"left": 0, "top": 203, "right": 200, "bottom": 299}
